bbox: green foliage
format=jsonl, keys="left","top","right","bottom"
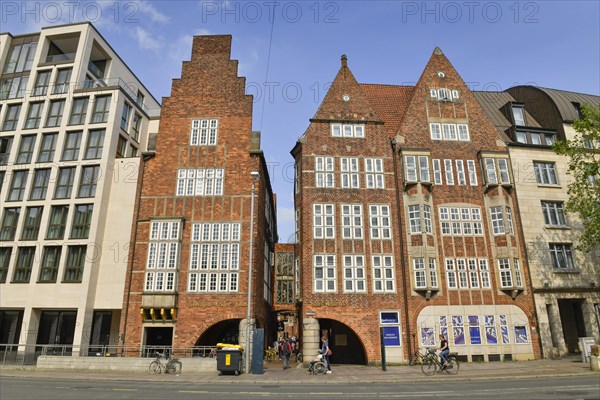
{"left": 552, "top": 104, "right": 600, "bottom": 252}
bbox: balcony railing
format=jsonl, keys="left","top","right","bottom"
{"left": 75, "top": 78, "right": 159, "bottom": 117}
{"left": 45, "top": 53, "right": 76, "bottom": 63}
{"left": 88, "top": 61, "right": 105, "bottom": 79}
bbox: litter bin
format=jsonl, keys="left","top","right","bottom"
{"left": 217, "top": 349, "right": 243, "bottom": 375}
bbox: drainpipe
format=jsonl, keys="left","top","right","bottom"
{"left": 121, "top": 150, "right": 155, "bottom": 348}
{"left": 391, "top": 138, "right": 412, "bottom": 359}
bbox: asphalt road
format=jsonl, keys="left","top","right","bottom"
{"left": 1, "top": 375, "right": 599, "bottom": 400}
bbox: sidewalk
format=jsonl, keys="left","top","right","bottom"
{"left": 1, "top": 357, "right": 597, "bottom": 385}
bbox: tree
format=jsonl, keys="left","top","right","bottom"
{"left": 553, "top": 103, "right": 600, "bottom": 252}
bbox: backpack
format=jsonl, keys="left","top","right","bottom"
{"left": 284, "top": 342, "right": 292, "bottom": 356}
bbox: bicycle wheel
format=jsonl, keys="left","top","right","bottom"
{"left": 445, "top": 356, "right": 459, "bottom": 375}
{"left": 314, "top": 361, "right": 327, "bottom": 375}
{"left": 296, "top": 353, "right": 303, "bottom": 363}
{"left": 167, "top": 360, "right": 182, "bottom": 374}
{"left": 148, "top": 360, "right": 161, "bottom": 374}
{"left": 421, "top": 357, "right": 437, "bottom": 375}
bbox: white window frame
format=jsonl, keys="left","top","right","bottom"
{"left": 444, "top": 159, "right": 454, "bottom": 185}
{"left": 315, "top": 156, "right": 334, "bottom": 188}
{"left": 365, "top": 158, "right": 384, "bottom": 189}
{"left": 467, "top": 160, "right": 478, "bottom": 186}
{"left": 340, "top": 157, "right": 359, "bottom": 189}
{"left": 314, "top": 254, "right": 336, "bottom": 292}
{"left": 313, "top": 204, "right": 335, "bottom": 239}
{"left": 457, "top": 124, "right": 470, "bottom": 141}
{"left": 430, "top": 123, "right": 442, "bottom": 140}
{"left": 534, "top": 161, "right": 558, "bottom": 185}
{"left": 456, "top": 160, "right": 466, "bottom": 186}
{"left": 445, "top": 258, "right": 457, "bottom": 289}
{"left": 498, "top": 258, "right": 513, "bottom": 288}
{"left": 413, "top": 258, "right": 426, "bottom": 289}
{"left": 490, "top": 206, "right": 505, "bottom": 235}
{"left": 373, "top": 255, "right": 395, "bottom": 293}
{"left": 341, "top": 204, "right": 363, "bottom": 240}
{"left": 343, "top": 255, "right": 366, "bottom": 293}
{"left": 369, "top": 205, "right": 391, "bottom": 240}
{"left": 190, "top": 119, "right": 218, "bottom": 146}
{"left": 433, "top": 159, "right": 442, "bottom": 185}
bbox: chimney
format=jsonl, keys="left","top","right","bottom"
{"left": 341, "top": 54, "right": 348, "bottom": 68}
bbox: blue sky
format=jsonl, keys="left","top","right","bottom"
{"left": 4, "top": 0, "right": 599, "bottom": 242}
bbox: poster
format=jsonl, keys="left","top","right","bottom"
{"left": 514, "top": 326, "right": 529, "bottom": 344}
{"left": 453, "top": 326, "right": 465, "bottom": 345}
{"left": 383, "top": 326, "right": 401, "bottom": 346}
{"left": 485, "top": 327, "right": 498, "bottom": 344}
{"left": 469, "top": 326, "right": 481, "bottom": 345}
{"left": 484, "top": 315, "right": 495, "bottom": 326}
{"left": 380, "top": 312, "right": 399, "bottom": 324}
{"left": 421, "top": 327, "right": 435, "bottom": 346}
{"left": 439, "top": 316, "right": 448, "bottom": 340}
{"left": 501, "top": 326, "right": 510, "bottom": 344}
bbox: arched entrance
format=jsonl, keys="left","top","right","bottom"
{"left": 318, "top": 318, "right": 367, "bottom": 365}
{"left": 195, "top": 319, "right": 241, "bottom": 346}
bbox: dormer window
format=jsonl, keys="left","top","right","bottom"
{"left": 512, "top": 106, "right": 525, "bottom": 126}
{"left": 331, "top": 123, "right": 365, "bottom": 138}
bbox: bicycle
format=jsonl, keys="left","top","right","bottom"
{"left": 148, "top": 352, "right": 182, "bottom": 374}
{"left": 409, "top": 347, "right": 434, "bottom": 366}
{"left": 421, "top": 349, "right": 459, "bottom": 375}
{"left": 264, "top": 347, "right": 278, "bottom": 362}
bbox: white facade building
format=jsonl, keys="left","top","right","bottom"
{"left": 0, "top": 22, "right": 160, "bottom": 352}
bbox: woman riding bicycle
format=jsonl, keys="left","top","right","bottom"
{"left": 439, "top": 334, "right": 450, "bottom": 369}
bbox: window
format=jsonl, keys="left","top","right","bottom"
{"left": 129, "top": 145, "right": 138, "bottom": 158}
{"left": 13, "top": 247, "right": 36, "bottom": 283}
{"left": 315, "top": 156, "right": 334, "bottom": 188}
{"left": 33, "top": 70, "right": 51, "bottom": 96}
{"left": 116, "top": 136, "right": 127, "bottom": 158}
{"left": 457, "top": 124, "right": 470, "bottom": 141}
{"left": 131, "top": 113, "right": 141, "bottom": 141}
{"left": 331, "top": 123, "right": 365, "bottom": 138}
{"left": 54, "top": 167, "right": 75, "bottom": 199}
{"left": 45, "top": 100, "right": 65, "bottom": 128}
{"left": 419, "top": 156, "right": 431, "bottom": 182}
{"left": 0, "top": 137, "right": 13, "bottom": 165}
{"left": 39, "top": 246, "right": 61, "bottom": 283}
{"left": 64, "top": 245, "right": 86, "bottom": 283}
{"left": 343, "top": 255, "right": 366, "bottom": 292}
{"left": 365, "top": 158, "right": 384, "bottom": 189}
{"left": 498, "top": 258, "right": 513, "bottom": 288}
{"left": 78, "top": 165, "right": 100, "bottom": 197}
{"left": 24, "top": 102, "right": 44, "bottom": 129}
{"left": 433, "top": 159, "right": 442, "bottom": 184}
{"left": 484, "top": 158, "right": 497, "bottom": 184}
{"left": 16, "top": 135, "right": 36, "bottom": 164}
{"left": 85, "top": 129, "right": 105, "bottom": 159}
{"left": 373, "top": 255, "right": 395, "bottom": 293}
{"left": 506, "top": 207, "right": 514, "bottom": 234}
{"left": 62, "top": 131, "right": 82, "bottom": 161}
{"left": 314, "top": 254, "right": 336, "bottom": 292}
{"left": 313, "top": 204, "right": 335, "bottom": 239}
{"left": 29, "top": 168, "right": 50, "bottom": 200}
{"left": 70, "top": 204, "right": 93, "bottom": 239}
{"left": 369, "top": 205, "right": 391, "bottom": 239}
{"left": 514, "top": 259, "right": 523, "bottom": 287}
{"left": 190, "top": 119, "right": 218, "bottom": 145}
{"left": 340, "top": 157, "right": 359, "bottom": 188}
{"left": 3, "top": 104, "right": 21, "bottom": 131}
{"left": 430, "top": 123, "right": 441, "bottom": 140}
{"left": 408, "top": 205, "right": 421, "bottom": 234}
{"left": 445, "top": 259, "right": 457, "bottom": 289}
{"left": 47, "top": 205, "right": 69, "bottom": 239}
{"left": 120, "top": 103, "right": 132, "bottom": 131}
{"left": 498, "top": 159, "right": 510, "bottom": 184}
{"left": 4, "top": 43, "right": 38, "bottom": 74}
{"left": 428, "top": 258, "right": 438, "bottom": 288}
{"left": 341, "top": 204, "right": 363, "bottom": 239}
{"left": 37, "top": 133, "right": 58, "bottom": 163}
{"left": 456, "top": 160, "right": 466, "bottom": 185}
{"left": 490, "top": 206, "right": 505, "bottom": 235}
{"left": 136, "top": 91, "right": 145, "bottom": 107}
{"left": 91, "top": 95, "right": 111, "bottom": 123}
{"left": 188, "top": 222, "right": 239, "bottom": 292}
{"left": 479, "top": 259, "right": 491, "bottom": 288}
{"left": 534, "top": 162, "right": 558, "bottom": 185}
{"left": 7, "top": 170, "right": 29, "bottom": 201}
{"left": 549, "top": 243, "right": 576, "bottom": 270}
{"left": 468, "top": 259, "right": 479, "bottom": 288}
{"left": 414, "top": 258, "right": 426, "bottom": 289}
{"left": 52, "top": 68, "right": 72, "bottom": 94}
{"left": 405, "top": 156, "right": 417, "bottom": 182}
{"left": 176, "top": 168, "right": 224, "bottom": 196}
{"left": 467, "top": 160, "right": 478, "bottom": 186}
{"left": 0, "top": 76, "right": 28, "bottom": 99}
{"left": 442, "top": 124, "right": 457, "bottom": 140}
{"left": 68, "top": 97, "right": 89, "bottom": 125}
{"left": 444, "top": 159, "right": 454, "bottom": 185}
{"left": 542, "top": 201, "right": 567, "bottom": 227}
{"left": 0, "top": 208, "right": 21, "bottom": 241}
{"left": 512, "top": 106, "right": 525, "bottom": 126}
{"left": 405, "top": 155, "right": 431, "bottom": 183}
{"left": 21, "top": 206, "right": 43, "bottom": 241}
{"left": 457, "top": 259, "right": 468, "bottom": 288}
{"left": 0, "top": 247, "right": 11, "bottom": 283}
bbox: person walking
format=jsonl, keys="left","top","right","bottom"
{"left": 321, "top": 336, "right": 332, "bottom": 374}
{"left": 439, "top": 334, "right": 450, "bottom": 370}
{"left": 282, "top": 339, "right": 292, "bottom": 370}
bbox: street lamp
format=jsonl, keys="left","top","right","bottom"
{"left": 245, "top": 171, "right": 259, "bottom": 374}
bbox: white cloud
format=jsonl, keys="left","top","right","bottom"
{"left": 133, "top": 27, "right": 164, "bottom": 53}
{"left": 132, "top": 0, "right": 171, "bottom": 23}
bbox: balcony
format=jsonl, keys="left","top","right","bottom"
{"left": 44, "top": 52, "right": 76, "bottom": 64}
{"left": 88, "top": 60, "right": 105, "bottom": 79}
{"left": 75, "top": 78, "right": 159, "bottom": 117}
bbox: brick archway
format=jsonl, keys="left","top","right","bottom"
{"left": 319, "top": 318, "right": 368, "bottom": 365}
{"left": 195, "top": 318, "right": 241, "bottom": 347}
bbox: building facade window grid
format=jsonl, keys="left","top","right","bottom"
{"left": 61, "top": 131, "right": 82, "bottom": 161}
{"left": 37, "top": 133, "right": 57, "bottom": 163}
{"left": 7, "top": 170, "right": 29, "bottom": 201}
{"left": 341, "top": 204, "right": 363, "bottom": 239}
{"left": 331, "top": 123, "right": 365, "bottom": 138}
{"left": 440, "top": 206, "right": 483, "bottom": 236}
{"left": 534, "top": 162, "right": 559, "bottom": 185}
{"left": 21, "top": 206, "right": 43, "bottom": 241}
{"left": 13, "top": 246, "right": 35, "bottom": 283}
{"left": 29, "top": 169, "right": 50, "bottom": 201}
{"left": 24, "top": 102, "right": 44, "bottom": 129}
{"left": 549, "top": 243, "right": 576, "bottom": 270}
{"left": 372, "top": 255, "right": 395, "bottom": 293}
{"left": 176, "top": 168, "right": 224, "bottom": 196}
{"left": 343, "top": 255, "right": 366, "bottom": 292}
{"left": 369, "top": 205, "right": 391, "bottom": 239}
{"left": 2, "top": 104, "right": 21, "bottom": 131}
{"left": 340, "top": 157, "right": 360, "bottom": 188}
{"left": 0, "top": 208, "right": 21, "bottom": 241}
{"left": 70, "top": 204, "right": 93, "bottom": 239}
{"left": 313, "top": 204, "right": 335, "bottom": 239}
{"left": 146, "top": 221, "right": 181, "bottom": 292}
{"left": 39, "top": 246, "right": 61, "bottom": 283}
{"left": 314, "top": 254, "right": 336, "bottom": 292}
{"left": 69, "top": 97, "right": 89, "bottom": 125}
{"left": 365, "top": 158, "right": 384, "bottom": 188}
{"left": 315, "top": 156, "right": 334, "bottom": 188}
{"left": 45, "top": 100, "right": 65, "bottom": 128}
{"left": 190, "top": 119, "right": 218, "bottom": 146}
{"left": 64, "top": 245, "right": 86, "bottom": 283}
{"left": 54, "top": 167, "right": 76, "bottom": 199}
{"left": 46, "top": 205, "right": 69, "bottom": 240}
{"left": 541, "top": 201, "right": 567, "bottom": 227}
{"left": 16, "top": 135, "right": 36, "bottom": 164}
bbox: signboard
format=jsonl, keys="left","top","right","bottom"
{"left": 383, "top": 326, "right": 401, "bottom": 346}
{"left": 380, "top": 312, "right": 399, "bottom": 325}
{"left": 469, "top": 316, "right": 481, "bottom": 345}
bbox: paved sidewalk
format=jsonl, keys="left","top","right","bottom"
{"left": 1, "top": 357, "right": 597, "bottom": 385}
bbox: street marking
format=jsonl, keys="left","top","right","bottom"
{"left": 179, "top": 391, "right": 209, "bottom": 393}
{"left": 112, "top": 388, "right": 138, "bottom": 391}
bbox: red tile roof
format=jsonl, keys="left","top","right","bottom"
{"left": 359, "top": 84, "right": 415, "bottom": 137}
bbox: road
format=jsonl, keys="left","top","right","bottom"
{"left": 1, "top": 375, "right": 599, "bottom": 400}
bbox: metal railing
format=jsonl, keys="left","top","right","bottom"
{"left": 45, "top": 53, "right": 76, "bottom": 63}
{"left": 75, "top": 78, "right": 160, "bottom": 117}
{"left": 0, "top": 344, "right": 218, "bottom": 366}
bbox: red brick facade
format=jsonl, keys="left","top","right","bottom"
{"left": 120, "top": 36, "right": 277, "bottom": 351}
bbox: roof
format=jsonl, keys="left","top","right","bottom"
{"left": 529, "top": 87, "right": 600, "bottom": 122}
{"left": 359, "top": 84, "right": 415, "bottom": 137}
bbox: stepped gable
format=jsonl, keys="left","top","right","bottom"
{"left": 396, "top": 47, "right": 507, "bottom": 149}
{"left": 360, "top": 84, "right": 415, "bottom": 138}
{"left": 312, "top": 55, "right": 380, "bottom": 122}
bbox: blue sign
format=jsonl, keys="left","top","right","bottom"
{"left": 469, "top": 327, "right": 481, "bottom": 345}
{"left": 383, "top": 326, "right": 401, "bottom": 346}
{"left": 380, "top": 312, "right": 399, "bottom": 324}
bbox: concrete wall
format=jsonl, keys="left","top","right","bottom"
{"left": 36, "top": 355, "right": 216, "bottom": 372}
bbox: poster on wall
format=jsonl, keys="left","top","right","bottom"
{"left": 484, "top": 315, "right": 497, "bottom": 344}
{"left": 421, "top": 327, "right": 435, "bottom": 346}
{"left": 383, "top": 326, "right": 401, "bottom": 346}
{"left": 469, "top": 316, "right": 481, "bottom": 345}
{"left": 499, "top": 314, "right": 510, "bottom": 344}
{"left": 439, "top": 316, "right": 448, "bottom": 340}
{"left": 452, "top": 315, "right": 465, "bottom": 345}
{"left": 514, "top": 326, "right": 529, "bottom": 344}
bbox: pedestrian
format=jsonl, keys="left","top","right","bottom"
{"left": 439, "top": 334, "right": 450, "bottom": 369}
{"left": 321, "top": 336, "right": 332, "bottom": 374}
{"left": 282, "top": 339, "right": 292, "bottom": 370}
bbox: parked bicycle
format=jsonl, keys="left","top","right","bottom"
{"left": 421, "top": 348, "right": 459, "bottom": 375}
{"left": 148, "top": 352, "right": 182, "bottom": 374}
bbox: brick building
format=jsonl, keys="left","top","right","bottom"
{"left": 120, "top": 35, "right": 277, "bottom": 353}
{"left": 292, "top": 48, "right": 540, "bottom": 364}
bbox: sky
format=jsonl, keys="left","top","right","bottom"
{"left": 3, "top": 0, "right": 599, "bottom": 242}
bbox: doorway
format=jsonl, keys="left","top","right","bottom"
{"left": 558, "top": 299, "right": 586, "bottom": 353}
